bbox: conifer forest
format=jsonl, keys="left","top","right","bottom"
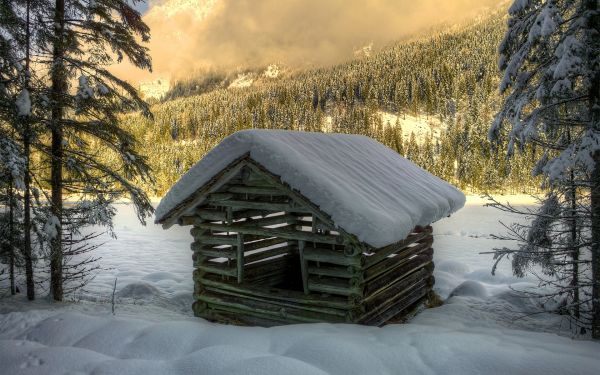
{"left": 1, "top": 1, "right": 599, "bottom": 374}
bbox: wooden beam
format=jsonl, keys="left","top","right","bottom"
{"left": 195, "top": 221, "right": 343, "bottom": 245}
{"left": 244, "top": 160, "right": 362, "bottom": 246}
{"left": 303, "top": 247, "right": 362, "bottom": 266}
{"left": 307, "top": 264, "right": 359, "bottom": 279}
{"left": 360, "top": 280, "right": 428, "bottom": 326}
{"left": 245, "top": 244, "right": 294, "bottom": 264}
{"left": 197, "top": 262, "right": 238, "bottom": 277}
{"left": 202, "top": 286, "right": 347, "bottom": 318}
{"left": 364, "top": 255, "right": 433, "bottom": 297}
{"left": 198, "top": 292, "right": 344, "bottom": 323}
{"left": 200, "top": 275, "right": 353, "bottom": 309}
{"left": 160, "top": 156, "right": 249, "bottom": 228}
{"left": 196, "top": 210, "right": 227, "bottom": 221}
{"left": 244, "top": 237, "right": 288, "bottom": 252}
{"left": 207, "top": 192, "right": 235, "bottom": 201}
{"left": 194, "top": 235, "right": 237, "bottom": 246}
{"left": 307, "top": 276, "right": 363, "bottom": 297}
{"left": 192, "top": 244, "right": 236, "bottom": 259}
{"left": 364, "top": 228, "right": 433, "bottom": 267}
{"left": 236, "top": 234, "right": 244, "bottom": 284}
{"left": 209, "top": 199, "right": 312, "bottom": 213}
{"left": 298, "top": 240, "right": 309, "bottom": 294}
{"left": 364, "top": 239, "right": 433, "bottom": 281}
{"left": 226, "top": 185, "right": 284, "bottom": 195}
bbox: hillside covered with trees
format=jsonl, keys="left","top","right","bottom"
{"left": 119, "top": 11, "right": 540, "bottom": 196}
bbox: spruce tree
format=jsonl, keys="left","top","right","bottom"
{"left": 0, "top": 0, "right": 42, "bottom": 300}
{"left": 490, "top": 0, "right": 600, "bottom": 337}
{"left": 40, "top": 0, "right": 154, "bottom": 300}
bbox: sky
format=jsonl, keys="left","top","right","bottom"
{"left": 120, "top": 0, "right": 504, "bottom": 83}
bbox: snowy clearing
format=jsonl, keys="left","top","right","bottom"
{"left": 1, "top": 195, "right": 599, "bottom": 375}
{"left": 378, "top": 111, "right": 446, "bottom": 142}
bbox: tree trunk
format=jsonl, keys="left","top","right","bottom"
{"left": 23, "top": 129, "right": 34, "bottom": 300}
{"left": 50, "top": 0, "right": 66, "bottom": 301}
{"left": 23, "top": 0, "right": 35, "bottom": 301}
{"left": 8, "top": 181, "right": 15, "bottom": 296}
{"left": 592, "top": 153, "right": 600, "bottom": 339}
{"left": 588, "top": 0, "right": 600, "bottom": 341}
{"left": 568, "top": 169, "right": 579, "bottom": 320}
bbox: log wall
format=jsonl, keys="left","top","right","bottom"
{"left": 182, "top": 163, "right": 434, "bottom": 326}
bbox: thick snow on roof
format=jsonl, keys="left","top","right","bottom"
{"left": 155, "top": 130, "right": 465, "bottom": 247}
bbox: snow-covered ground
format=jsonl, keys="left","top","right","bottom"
{"left": 378, "top": 111, "right": 446, "bottom": 142}
{"left": 1, "top": 195, "right": 599, "bottom": 375}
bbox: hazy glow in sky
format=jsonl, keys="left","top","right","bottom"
{"left": 119, "top": 0, "right": 504, "bottom": 82}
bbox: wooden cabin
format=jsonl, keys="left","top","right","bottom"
{"left": 155, "top": 130, "right": 465, "bottom": 326}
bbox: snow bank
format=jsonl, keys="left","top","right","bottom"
{"left": 155, "top": 130, "right": 465, "bottom": 248}
{"left": 0, "top": 310, "right": 598, "bottom": 375}
{"left": 2, "top": 196, "right": 599, "bottom": 374}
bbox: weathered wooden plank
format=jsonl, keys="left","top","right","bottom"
{"left": 161, "top": 156, "right": 249, "bottom": 228}
{"left": 202, "top": 308, "right": 291, "bottom": 327}
{"left": 203, "top": 302, "right": 321, "bottom": 325}
{"left": 207, "top": 192, "right": 235, "bottom": 201}
{"left": 180, "top": 216, "right": 200, "bottom": 225}
{"left": 248, "top": 272, "right": 287, "bottom": 287}
{"left": 242, "top": 169, "right": 272, "bottom": 186}
{"left": 202, "top": 286, "right": 348, "bottom": 317}
{"left": 244, "top": 237, "right": 288, "bottom": 252}
{"left": 236, "top": 233, "right": 244, "bottom": 284}
{"left": 192, "top": 244, "right": 236, "bottom": 259}
{"left": 193, "top": 235, "right": 238, "bottom": 246}
{"left": 198, "top": 262, "right": 238, "bottom": 277}
{"left": 226, "top": 185, "right": 284, "bottom": 195}
{"left": 364, "top": 228, "right": 433, "bottom": 267}
{"left": 364, "top": 239, "right": 433, "bottom": 281}
{"left": 190, "top": 226, "right": 207, "bottom": 237}
{"left": 307, "top": 264, "right": 358, "bottom": 279}
{"left": 196, "top": 209, "right": 227, "bottom": 221}
{"left": 364, "top": 254, "right": 433, "bottom": 297}
{"left": 199, "top": 276, "right": 353, "bottom": 309}
{"left": 307, "top": 276, "right": 363, "bottom": 297}
{"left": 244, "top": 160, "right": 365, "bottom": 246}
{"left": 363, "top": 267, "right": 430, "bottom": 306}
{"left": 198, "top": 291, "right": 346, "bottom": 323}
{"left": 195, "top": 222, "right": 343, "bottom": 245}
{"left": 244, "top": 255, "right": 290, "bottom": 276}
{"left": 211, "top": 199, "right": 312, "bottom": 214}
{"left": 244, "top": 162, "right": 334, "bottom": 225}
{"left": 242, "top": 214, "right": 298, "bottom": 227}
{"left": 303, "top": 247, "right": 362, "bottom": 266}
{"left": 361, "top": 282, "right": 429, "bottom": 326}
{"left": 245, "top": 244, "right": 294, "bottom": 264}
{"left": 298, "top": 240, "right": 309, "bottom": 294}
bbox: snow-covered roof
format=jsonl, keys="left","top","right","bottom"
{"left": 155, "top": 130, "right": 465, "bottom": 248}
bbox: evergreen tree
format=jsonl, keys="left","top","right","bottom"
{"left": 490, "top": 0, "right": 600, "bottom": 337}
{"left": 0, "top": 0, "right": 42, "bottom": 300}
{"left": 40, "top": 0, "right": 154, "bottom": 300}
{"left": 0, "top": 136, "right": 25, "bottom": 296}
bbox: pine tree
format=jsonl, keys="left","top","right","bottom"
{"left": 490, "top": 0, "right": 600, "bottom": 337}
{"left": 0, "top": 0, "right": 42, "bottom": 300}
{"left": 39, "top": 0, "right": 154, "bottom": 300}
{"left": 0, "top": 136, "right": 25, "bottom": 296}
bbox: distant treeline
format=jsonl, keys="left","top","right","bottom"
{"left": 118, "top": 12, "right": 540, "bottom": 197}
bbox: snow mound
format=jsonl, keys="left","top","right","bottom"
{"left": 155, "top": 130, "right": 465, "bottom": 248}
{"left": 117, "top": 282, "right": 161, "bottom": 299}
{"left": 1, "top": 310, "right": 599, "bottom": 375}
{"left": 142, "top": 272, "right": 183, "bottom": 283}
{"left": 449, "top": 280, "right": 488, "bottom": 299}
{"left": 436, "top": 260, "right": 470, "bottom": 276}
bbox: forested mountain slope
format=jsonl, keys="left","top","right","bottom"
{"left": 118, "top": 12, "right": 539, "bottom": 196}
